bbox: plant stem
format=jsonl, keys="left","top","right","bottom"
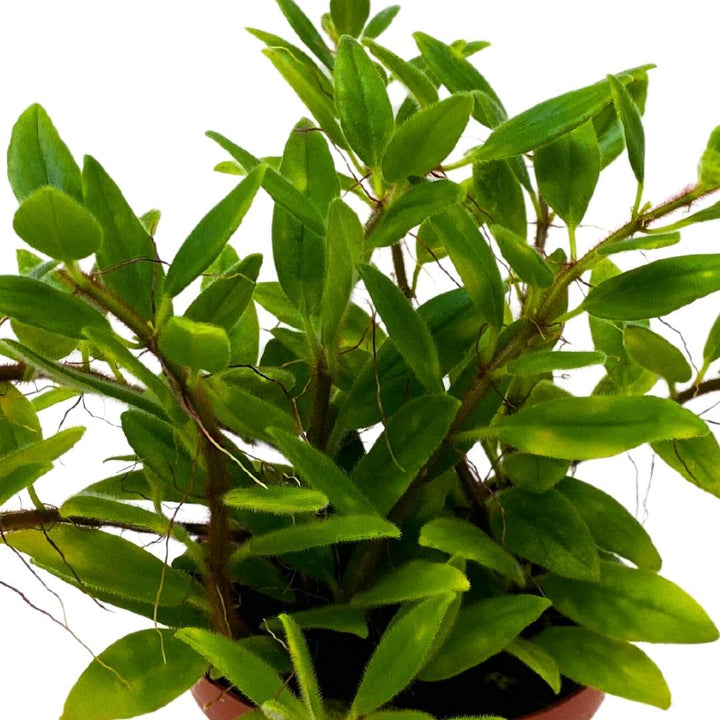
{"left": 534, "top": 195, "right": 550, "bottom": 252}
{"left": 675, "top": 377, "right": 720, "bottom": 405}
{"left": 391, "top": 242, "right": 413, "bottom": 299}
{"left": 308, "top": 351, "right": 332, "bottom": 451}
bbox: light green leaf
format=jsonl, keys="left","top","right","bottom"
{"left": 0, "top": 463, "right": 52, "bottom": 506}
{"left": 540, "top": 561, "right": 719, "bottom": 643}
{"left": 534, "top": 627, "right": 671, "bottom": 709}
{"left": 352, "top": 594, "right": 455, "bottom": 715}
{"left": 279, "top": 615, "right": 324, "bottom": 720}
{"left": 363, "top": 6, "right": 401, "bottom": 39}
{"left": 507, "top": 350, "right": 606, "bottom": 376}
{"left": 652, "top": 433, "right": 720, "bottom": 498}
{"left": 255, "top": 281, "right": 304, "bottom": 329}
{"left": 139, "top": 209, "right": 161, "bottom": 236}
{"left": 351, "top": 560, "right": 469, "bottom": 606}
{"left": 275, "top": 0, "right": 335, "bottom": 69}
{"left": 382, "top": 95, "right": 472, "bottom": 182}
{"left": 176, "top": 628, "right": 302, "bottom": 711}
{"left": 268, "top": 428, "right": 377, "bottom": 515}
{"left": 624, "top": 325, "right": 691, "bottom": 384}
{"left": 489, "top": 488, "right": 599, "bottom": 580}
{"left": 699, "top": 125, "right": 720, "bottom": 187}
{"left": 418, "top": 517, "right": 524, "bottom": 584}
{"left": 7, "top": 524, "right": 195, "bottom": 605}
{"left": 359, "top": 264, "right": 443, "bottom": 392}
{"left": 13, "top": 186, "right": 102, "bottom": 260}
{"left": 11, "top": 319, "right": 78, "bottom": 361}
{"left": 608, "top": 74, "right": 645, "bottom": 183}
{"left": 584, "top": 254, "right": 720, "bottom": 320}
{"left": 224, "top": 486, "right": 328, "bottom": 515}
{"left": 158, "top": 317, "right": 229, "bottom": 373}
{"left": 239, "top": 515, "right": 400, "bottom": 557}
{"left": 502, "top": 454, "right": 569, "bottom": 493}
{"left": 82, "top": 156, "right": 159, "bottom": 319}
{"left": 206, "top": 131, "right": 326, "bottom": 235}
{"left": 490, "top": 225, "right": 554, "bottom": 288}
{"left": 0, "top": 381, "right": 42, "bottom": 455}
{"left": 368, "top": 180, "right": 465, "bottom": 247}
{"left": 365, "top": 713, "right": 434, "bottom": 720}
{"left": 506, "top": 638, "right": 561, "bottom": 694}
{"left": 335, "top": 36, "right": 394, "bottom": 168}
{"left": 534, "top": 120, "right": 600, "bottom": 230}
{"left": 265, "top": 605, "right": 368, "bottom": 638}
{"left": 419, "top": 595, "right": 551, "bottom": 681}
{"left": 331, "top": 0, "right": 369, "bottom": 36}
{"left": 30, "top": 387, "right": 79, "bottom": 412}
{"left": 8, "top": 103, "right": 82, "bottom": 202}
{"left": 0, "top": 276, "right": 108, "bottom": 339}
{"left": 363, "top": 39, "right": 438, "bottom": 108}
{"left": 597, "top": 231, "right": 680, "bottom": 256}
{"left": 556, "top": 477, "right": 661, "bottom": 570}
{"left": 473, "top": 160, "right": 527, "bottom": 238}
{"left": 61, "top": 630, "right": 207, "bottom": 720}
{"left": 351, "top": 394, "right": 460, "bottom": 515}
{"left": 704, "top": 313, "right": 720, "bottom": 365}
{"left": 483, "top": 396, "right": 708, "bottom": 460}
{"left": 164, "top": 166, "right": 265, "bottom": 297}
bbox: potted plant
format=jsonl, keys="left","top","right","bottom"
{"left": 1, "top": 0, "right": 720, "bottom": 718}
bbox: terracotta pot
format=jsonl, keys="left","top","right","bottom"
{"left": 192, "top": 678, "right": 604, "bottom": 720}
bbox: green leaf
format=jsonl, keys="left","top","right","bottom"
{"left": 539, "top": 561, "right": 719, "bottom": 643}
{"left": 413, "top": 33, "right": 505, "bottom": 127}
{"left": 363, "top": 39, "right": 438, "bottom": 108}
{"left": 273, "top": 119, "right": 339, "bottom": 316}
{"left": 363, "top": 6, "right": 401, "bottom": 39}
{"left": 382, "top": 95, "right": 472, "bottom": 183}
{"left": 206, "top": 132, "right": 326, "bottom": 235}
{"left": 158, "top": 317, "right": 230, "bottom": 373}
{"left": 224, "top": 486, "right": 329, "bottom": 515}
{"left": 11, "top": 319, "right": 78, "bottom": 361}
{"left": 352, "top": 594, "right": 455, "bottom": 715}
{"left": 322, "top": 199, "right": 364, "bottom": 353}
{"left": 369, "top": 180, "right": 465, "bottom": 247}
{"left": 331, "top": 0, "right": 369, "bottom": 36}
{"left": 584, "top": 254, "right": 720, "bottom": 320}
{"left": 275, "top": 0, "right": 335, "bottom": 69}
{"left": 624, "top": 325, "right": 691, "bottom": 384}
{"left": 82, "top": 156, "right": 159, "bottom": 319}
{"left": 652, "top": 433, "right": 720, "bottom": 498}
{"left": 419, "top": 595, "right": 551, "bottom": 681}
{"left": 335, "top": 36, "right": 395, "bottom": 168}
{"left": 61, "top": 630, "right": 207, "bottom": 720}
{"left": 8, "top": 104, "right": 82, "bottom": 202}
{"left": 358, "top": 263, "right": 443, "bottom": 392}
{"left": 472, "top": 159, "right": 527, "bottom": 238}
{"left": 351, "top": 560, "right": 469, "bottom": 606}
{"left": 254, "top": 281, "right": 304, "bottom": 329}
{"left": 350, "top": 394, "right": 460, "bottom": 514}
{"left": 556, "top": 477, "right": 661, "bottom": 570}
{"left": 0, "top": 275, "right": 108, "bottom": 338}
{"left": 488, "top": 488, "right": 599, "bottom": 580}
{"left": 699, "top": 125, "right": 720, "bottom": 187}
{"left": 0, "top": 381, "right": 42, "bottom": 455}
{"left": 13, "top": 186, "right": 102, "bottom": 260}
{"left": 483, "top": 396, "right": 708, "bottom": 460}
{"left": 502, "top": 454, "right": 569, "bottom": 493}
{"left": 7, "top": 524, "right": 195, "bottom": 605}
{"left": 704, "top": 313, "right": 720, "bottom": 365}
{"left": 239, "top": 515, "right": 400, "bottom": 557}
{"left": 608, "top": 74, "right": 645, "bottom": 183}
{"left": 506, "top": 638, "right": 561, "bottom": 694}
{"left": 268, "top": 428, "right": 377, "bottom": 515}
{"left": 534, "top": 627, "right": 671, "bottom": 709}
{"left": 597, "top": 231, "right": 680, "bottom": 256}
{"left": 0, "top": 463, "right": 52, "bottom": 506}
{"left": 490, "top": 225, "right": 555, "bottom": 288}
{"left": 265, "top": 605, "right": 368, "bottom": 638}
{"left": 365, "top": 713, "right": 434, "bottom": 720}
{"left": 507, "top": 350, "right": 606, "bottom": 376}
{"left": 30, "top": 387, "right": 78, "bottom": 412}
{"left": 418, "top": 517, "right": 524, "bottom": 584}
{"left": 185, "top": 254, "right": 262, "bottom": 330}
{"left": 139, "top": 209, "right": 161, "bottom": 236}
{"left": 164, "top": 166, "right": 265, "bottom": 297}
{"left": 263, "top": 48, "right": 347, "bottom": 150}
{"left": 176, "top": 628, "right": 303, "bottom": 711}
{"left": 473, "top": 71, "right": 651, "bottom": 161}
{"left": 534, "top": 120, "right": 600, "bottom": 230}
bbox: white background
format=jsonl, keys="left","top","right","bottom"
{"left": 1, "top": 1, "right": 720, "bottom": 718}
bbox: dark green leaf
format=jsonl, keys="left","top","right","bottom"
{"left": 13, "top": 186, "right": 102, "bottom": 260}
{"left": 61, "top": 630, "right": 207, "bottom": 720}
{"left": 165, "top": 166, "right": 265, "bottom": 297}
{"left": 472, "top": 159, "right": 527, "bottom": 237}
{"left": 383, "top": 95, "right": 472, "bottom": 182}
{"left": 506, "top": 638, "right": 561, "bottom": 694}
{"left": 608, "top": 74, "right": 645, "bottom": 183}
{"left": 158, "top": 317, "right": 230, "bottom": 373}
{"left": 584, "top": 254, "right": 720, "bottom": 320}
{"left": 331, "top": 0, "right": 369, "bottom": 36}
{"left": 363, "top": 6, "right": 401, "bottom": 39}
{"left": 556, "top": 477, "right": 661, "bottom": 570}
{"left": 502, "top": 454, "right": 570, "bottom": 493}
{"left": 624, "top": 325, "right": 691, "bottom": 383}
{"left": 359, "top": 264, "right": 443, "bottom": 392}
{"left": 275, "top": 0, "right": 335, "bottom": 69}
{"left": 699, "top": 125, "right": 720, "bottom": 187}
{"left": 352, "top": 594, "right": 455, "bottom": 715}
{"left": 539, "top": 561, "right": 719, "bottom": 643}
{"left": 490, "top": 225, "right": 555, "bottom": 288}
{"left": 368, "top": 180, "right": 465, "bottom": 247}
{"left": 8, "top": 104, "right": 82, "bottom": 202}
{"left": 489, "top": 488, "right": 599, "bottom": 580}
{"left": 507, "top": 350, "right": 605, "bottom": 376}
{"left": 534, "top": 627, "right": 671, "bottom": 709}
{"left": 419, "top": 595, "right": 551, "bottom": 681}
{"left": 534, "top": 120, "right": 600, "bottom": 230}
{"left": 653, "top": 433, "right": 720, "bottom": 498}
{"left": 224, "top": 486, "right": 328, "bottom": 515}
{"left": 335, "top": 36, "right": 394, "bottom": 168}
